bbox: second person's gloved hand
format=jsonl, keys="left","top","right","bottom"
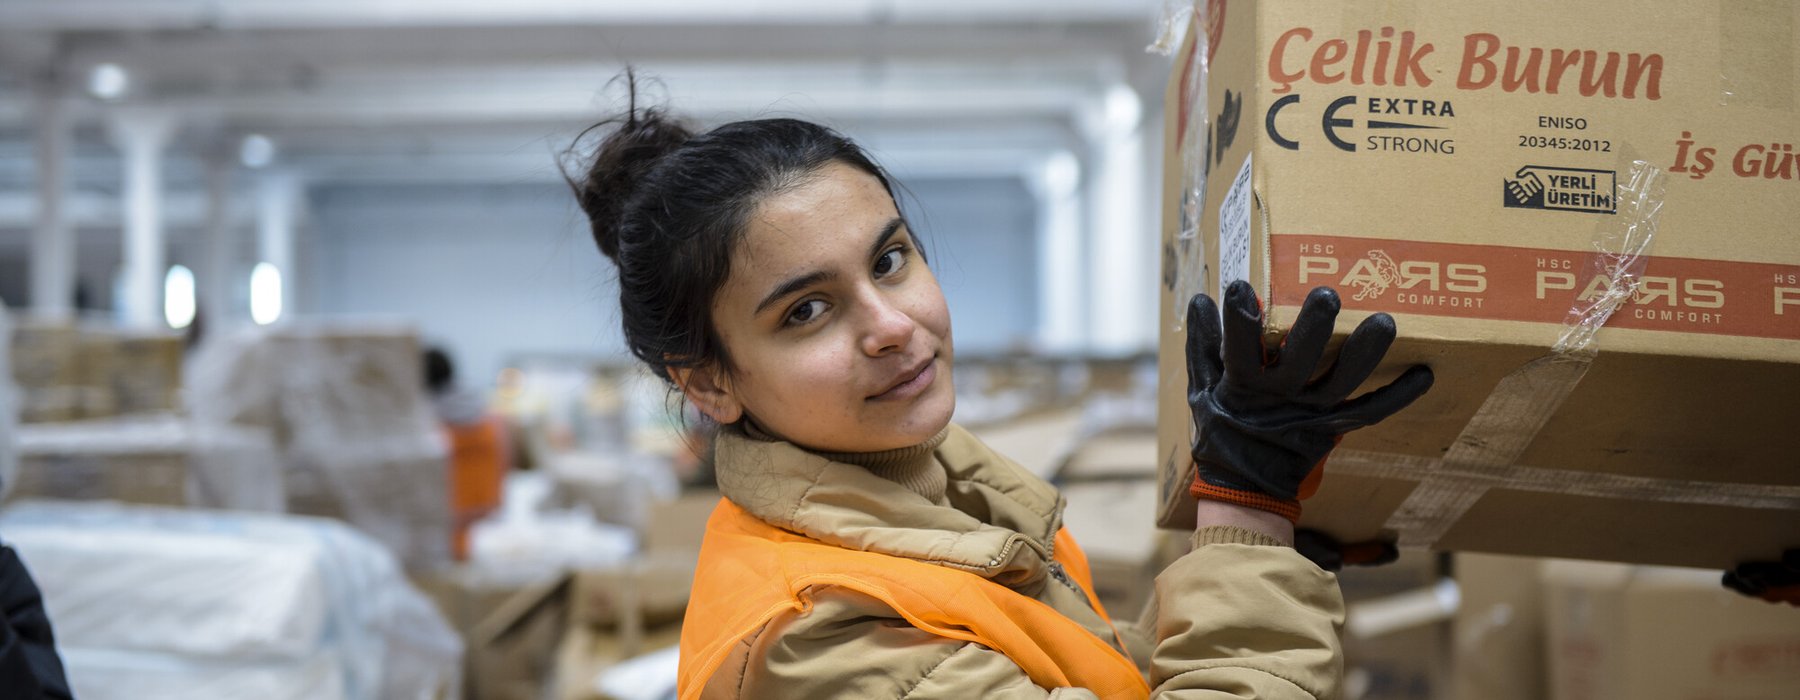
{"left": 1186, "top": 280, "right": 1435, "bottom": 522}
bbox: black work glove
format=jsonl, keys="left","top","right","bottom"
{"left": 1186, "top": 281, "right": 1435, "bottom": 522}
{"left": 0, "top": 545, "right": 73, "bottom": 699}
{"left": 1722, "top": 549, "right": 1800, "bottom": 606}
{"left": 1294, "top": 529, "right": 1401, "bottom": 572}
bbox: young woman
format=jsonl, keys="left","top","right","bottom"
{"left": 567, "top": 82, "right": 1432, "bottom": 699}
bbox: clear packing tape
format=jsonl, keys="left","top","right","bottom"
{"left": 1153, "top": 0, "right": 1215, "bottom": 336}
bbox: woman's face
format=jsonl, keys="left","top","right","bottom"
{"left": 693, "top": 161, "right": 955, "bottom": 452}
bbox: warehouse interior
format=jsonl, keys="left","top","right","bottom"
{"left": 1, "top": 1, "right": 1796, "bottom": 699}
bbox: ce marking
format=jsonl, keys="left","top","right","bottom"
{"left": 1266, "top": 95, "right": 1357, "bottom": 152}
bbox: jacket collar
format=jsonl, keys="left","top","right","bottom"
{"left": 713, "top": 423, "right": 1066, "bottom": 585}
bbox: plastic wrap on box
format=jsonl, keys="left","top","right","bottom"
{"left": 186, "top": 322, "right": 452, "bottom": 567}
{"left": 11, "top": 414, "right": 284, "bottom": 511}
{"left": 0, "top": 500, "right": 461, "bottom": 700}
{"left": 1, "top": 302, "right": 16, "bottom": 498}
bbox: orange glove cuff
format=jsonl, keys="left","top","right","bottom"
{"left": 1190, "top": 477, "right": 1302, "bottom": 523}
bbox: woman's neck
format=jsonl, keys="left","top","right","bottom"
{"left": 740, "top": 419, "right": 952, "bottom": 505}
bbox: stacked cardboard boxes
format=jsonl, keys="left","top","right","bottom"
{"left": 1543, "top": 560, "right": 1800, "bottom": 700}
{"left": 187, "top": 323, "right": 452, "bottom": 568}
{"left": 7, "top": 416, "right": 284, "bottom": 511}
{"left": 1156, "top": 0, "right": 1800, "bottom": 569}
{"left": 1450, "top": 553, "right": 1800, "bottom": 700}
{"left": 7, "top": 319, "right": 184, "bottom": 423}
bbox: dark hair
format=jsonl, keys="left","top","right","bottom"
{"left": 423, "top": 346, "right": 454, "bottom": 394}
{"left": 566, "top": 72, "right": 902, "bottom": 384}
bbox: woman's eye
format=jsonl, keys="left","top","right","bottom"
{"left": 874, "top": 247, "right": 907, "bottom": 277}
{"left": 786, "top": 299, "right": 826, "bottom": 325}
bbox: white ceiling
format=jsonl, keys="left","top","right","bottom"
{"left": 0, "top": 0, "right": 1183, "bottom": 235}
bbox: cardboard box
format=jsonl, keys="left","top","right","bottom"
{"left": 642, "top": 489, "right": 719, "bottom": 553}
{"left": 415, "top": 568, "right": 572, "bottom": 700}
{"left": 187, "top": 324, "right": 453, "bottom": 567}
{"left": 552, "top": 620, "right": 683, "bottom": 700}
{"left": 7, "top": 416, "right": 285, "bottom": 510}
{"left": 1059, "top": 479, "right": 1163, "bottom": 616}
{"left": 10, "top": 449, "right": 189, "bottom": 506}
{"left": 1339, "top": 550, "right": 1453, "bottom": 700}
{"left": 7, "top": 322, "right": 184, "bottom": 422}
{"left": 1544, "top": 560, "right": 1800, "bottom": 700}
{"left": 78, "top": 328, "right": 185, "bottom": 416}
{"left": 1155, "top": 1, "right": 1800, "bottom": 569}
{"left": 1451, "top": 553, "right": 1548, "bottom": 700}
{"left": 8, "top": 317, "right": 78, "bottom": 391}
{"left": 570, "top": 553, "right": 697, "bottom": 630}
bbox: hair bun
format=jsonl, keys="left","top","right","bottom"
{"left": 569, "top": 89, "right": 694, "bottom": 262}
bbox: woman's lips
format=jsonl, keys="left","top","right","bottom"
{"left": 870, "top": 358, "right": 935, "bottom": 401}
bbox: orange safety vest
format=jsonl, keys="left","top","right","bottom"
{"left": 444, "top": 416, "right": 508, "bottom": 561}
{"left": 676, "top": 498, "right": 1152, "bottom": 700}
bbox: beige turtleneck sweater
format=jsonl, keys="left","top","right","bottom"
{"left": 740, "top": 419, "right": 953, "bottom": 506}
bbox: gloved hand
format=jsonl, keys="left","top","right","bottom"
{"left": 1294, "top": 529, "right": 1400, "bottom": 572}
{"left": 1186, "top": 281, "right": 1435, "bottom": 522}
{"left": 1722, "top": 549, "right": 1800, "bottom": 606}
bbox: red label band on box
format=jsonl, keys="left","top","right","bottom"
{"left": 1270, "top": 234, "right": 1800, "bottom": 341}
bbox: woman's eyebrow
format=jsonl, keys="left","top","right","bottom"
{"left": 752, "top": 217, "right": 907, "bottom": 317}
{"left": 754, "top": 269, "right": 835, "bottom": 316}
{"left": 867, "top": 217, "right": 905, "bottom": 259}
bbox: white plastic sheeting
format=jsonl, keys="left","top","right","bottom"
{"left": 186, "top": 321, "right": 451, "bottom": 567}
{"left": 0, "top": 500, "right": 461, "bottom": 700}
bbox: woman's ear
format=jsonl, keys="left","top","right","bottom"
{"left": 667, "top": 363, "right": 743, "bottom": 424}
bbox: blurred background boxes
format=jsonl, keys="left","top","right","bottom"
{"left": 9, "top": 319, "right": 184, "bottom": 423}
{"left": 187, "top": 322, "right": 454, "bottom": 568}
{"left": 1450, "top": 553, "right": 1548, "bottom": 700}
{"left": 1543, "top": 560, "right": 1800, "bottom": 700}
{"left": 9, "top": 415, "right": 283, "bottom": 510}
{"left": 1339, "top": 551, "right": 1455, "bottom": 700}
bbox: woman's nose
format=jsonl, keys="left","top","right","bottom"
{"left": 859, "top": 292, "right": 917, "bottom": 356}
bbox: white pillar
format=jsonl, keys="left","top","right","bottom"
{"left": 1081, "top": 84, "right": 1152, "bottom": 356}
{"left": 202, "top": 149, "right": 236, "bottom": 324}
{"left": 256, "top": 169, "right": 302, "bottom": 322}
{"left": 106, "top": 108, "right": 178, "bottom": 330}
{"left": 30, "top": 80, "right": 75, "bottom": 319}
{"left": 1026, "top": 151, "right": 1085, "bottom": 353}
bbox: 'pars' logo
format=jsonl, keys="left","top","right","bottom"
{"left": 1503, "top": 166, "right": 1616, "bottom": 214}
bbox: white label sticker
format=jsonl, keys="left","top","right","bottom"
{"left": 1218, "top": 154, "right": 1253, "bottom": 300}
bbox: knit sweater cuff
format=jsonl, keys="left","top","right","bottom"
{"left": 1192, "top": 525, "right": 1290, "bottom": 548}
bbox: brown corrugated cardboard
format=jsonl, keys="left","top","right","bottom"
{"left": 643, "top": 489, "right": 719, "bottom": 555}
{"left": 78, "top": 328, "right": 185, "bottom": 416}
{"left": 1451, "top": 553, "right": 1547, "bottom": 700}
{"left": 416, "top": 568, "right": 572, "bottom": 700}
{"left": 9, "top": 450, "right": 189, "bottom": 506}
{"left": 8, "top": 317, "right": 77, "bottom": 391}
{"left": 553, "top": 620, "right": 683, "bottom": 700}
{"left": 1156, "top": 1, "right": 1800, "bottom": 569}
{"left": 7, "top": 322, "right": 185, "bottom": 422}
{"left": 570, "top": 553, "right": 696, "bottom": 630}
{"left": 1543, "top": 560, "right": 1800, "bottom": 700}
{"left": 1339, "top": 550, "right": 1452, "bottom": 700}
{"left": 1059, "top": 479, "right": 1162, "bottom": 615}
